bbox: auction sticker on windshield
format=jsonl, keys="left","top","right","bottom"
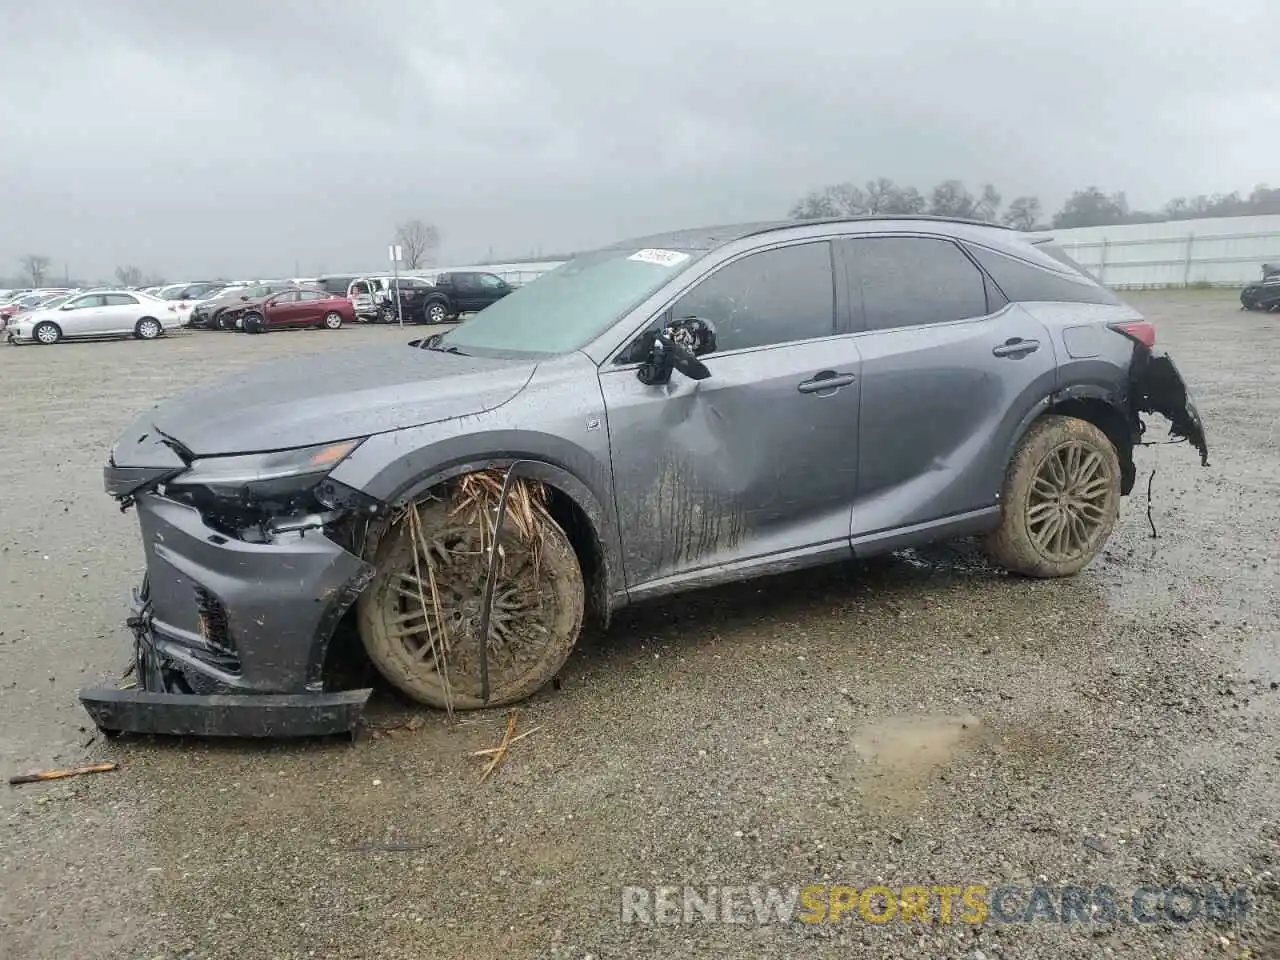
{"left": 628, "top": 249, "right": 691, "bottom": 267}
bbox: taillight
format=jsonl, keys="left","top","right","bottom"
{"left": 1108, "top": 321, "right": 1156, "bottom": 348}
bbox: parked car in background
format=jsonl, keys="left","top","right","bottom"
{"left": 1240, "top": 262, "right": 1280, "bottom": 311}
{"left": 314, "top": 275, "right": 361, "bottom": 297}
{"left": 0, "top": 291, "right": 69, "bottom": 328}
{"left": 7, "top": 290, "right": 178, "bottom": 344}
{"left": 418, "top": 271, "right": 513, "bottom": 323}
{"left": 238, "top": 287, "right": 356, "bottom": 333}
{"left": 158, "top": 281, "right": 224, "bottom": 302}
{"left": 346, "top": 276, "right": 395, "bottom": 320}
{"left": 187, "top": 281, "right": 295, "bottom": 329}
{"left": 373, "top": 277, "right": 437, "bottom": 323}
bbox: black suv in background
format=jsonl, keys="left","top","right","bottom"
{"left": 417, "top": 271, "right": 513, "bottom": 323}
{"left": 188, "top": 281, "right": 296, "bottom": 329}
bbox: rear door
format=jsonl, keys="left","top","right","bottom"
{"left": 452, "top": 273, "right": 483, "bottom": 312}
{"left": 102, "top": 293, "right": 142, "bottom": 332}
{"left": 293, "top": 290, "right": 329, "bottom": 325}
{"left": 600, "top": 240, "right": 862, "bottom": 591}
{"left": 838, "top": 234, "right": 1057, "bottom": 548}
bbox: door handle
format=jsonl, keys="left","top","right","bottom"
{"left": 797, "top": 370, "right": 857, "bottom": 394}
{"left": 992, "top": 337, "right": 1040, "bottom": 358}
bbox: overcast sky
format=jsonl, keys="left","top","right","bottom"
{"left": 2, "top": 0, "right": 1276, "bottom": 281}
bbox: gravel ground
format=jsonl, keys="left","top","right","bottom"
{"left": 1, "top": 294, "right": 1277, "bottom": 960}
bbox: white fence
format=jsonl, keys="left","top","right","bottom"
{"left": 1050, "top": 214, "right": 1280, "bottom": 289}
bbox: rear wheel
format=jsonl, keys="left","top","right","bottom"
{"left": 134, "top": 317, "right": 161, "bottom": 340}
{"left": 986, "top": 415, "right": 1121, "bottom": 578}
{"left": 33, "top": 321, "right": 61, "bottom": 345}
{"left": 357, "top": 495, "right": 584, "bottom": 710}
{"left": 322, "top": 311, "right": 343, "bottom": 330}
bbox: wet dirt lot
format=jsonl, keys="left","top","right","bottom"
{"left": 1, "top": 293, "right": 1277, "bottom": 960}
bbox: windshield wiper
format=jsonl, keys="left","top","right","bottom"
{"left": 412, "top": 333, "right": 468, "bottom": 355}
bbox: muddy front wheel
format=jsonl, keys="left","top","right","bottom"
{"left": 986, "top": 415, "right": 1122, "bottom": 578}
{"left": 357, "top": 497, "right": 584, "bottom": 709}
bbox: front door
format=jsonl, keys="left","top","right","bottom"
{"left": 58, "top": 293, "right": 108, "bottom": 334}
{"left": 600, "top": 240, "right": 862, "bottom": 593}
{"left": 263, "top": 291, "right": 300, "bottom": 327}
{"left": 837, "top": 235, "right": 1058, "bottom": 545}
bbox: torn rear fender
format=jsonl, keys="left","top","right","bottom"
{"left": 1130, "top": 348, "right": 1209, "bottom": 466}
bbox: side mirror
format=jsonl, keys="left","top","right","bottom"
{"left": 635, "top": 315, "right": 716, "bottom": 386}
{"left": 637, "top": 332, "right": 711, "bottom": 386}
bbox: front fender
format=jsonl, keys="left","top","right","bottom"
{"left": 328, "top": 421, "right": 626, "bottom": 611}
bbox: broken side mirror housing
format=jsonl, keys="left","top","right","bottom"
{"left": 636, "top": 330, "right": 712, "bottom": 386}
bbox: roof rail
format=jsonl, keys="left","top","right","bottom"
{"left": 782, "top": 214, "right": 1013, "bottom": 230}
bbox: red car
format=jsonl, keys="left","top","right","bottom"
{"left": 240, "top": 288, "right": 356, "bottom": 334}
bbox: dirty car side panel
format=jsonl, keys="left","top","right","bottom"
{"left": 328, "top": 352, "right": 627, "bottom": 604}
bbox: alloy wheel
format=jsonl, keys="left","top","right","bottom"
{"left": 1026, "top": 440, "right": 1115, "bottom": 561}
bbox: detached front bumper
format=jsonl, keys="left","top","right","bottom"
{"left": 79, "top": 492, "right": 376, "bottom": 737}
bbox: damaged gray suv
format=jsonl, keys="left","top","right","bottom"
{"left": 85, "top": 217, "right": 1208, "bottom": 737}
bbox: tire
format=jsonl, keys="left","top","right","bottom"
{"left": 985, "top": 415, "right": 1121, "bottom": 578}
{"left": 33, "top": 321, "right": 61, "bottom": 345}
{"left": 357, "top": 495, "right": 585, "bottom": 710}
{"left": 322, "top": 311, "right": 343, "bottom": 330}
{"left": 134, "top": 317, "right": 162, "bottom": 340}
{"left": 242, "top": 312, "right": 265, "bottom": 334}
{"left": 425, "top": 301, "right": 448, "bottom": 325}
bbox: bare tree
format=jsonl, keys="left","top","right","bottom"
{"left": 394, "top": 219, "right": 441, "bottom": 270}
{"left": 115, "top": 265, "right": 144, "bottom": 288}
{"left": 974, "top": 184, "right": 1002, "bottom": 222}
{"left": 19, "top": 254, "right": 51, "bottom": 287}
{"left": 1002, "top": 196, "right": 1042, "bottom": 231}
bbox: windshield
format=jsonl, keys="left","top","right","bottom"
{"left": 439, "top": 247, "right": 699, "bottom": 355}
{"left": 158, "top": 284, "right": 187, "bottom": 299}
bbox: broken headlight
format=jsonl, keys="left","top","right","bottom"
{"left": 163, "top": 439, "right": 368, "bottom": 538}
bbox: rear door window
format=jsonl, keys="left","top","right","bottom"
{"left": 842, "top": 237, "right": 993, "bottom": 331}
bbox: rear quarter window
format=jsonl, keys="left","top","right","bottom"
{"left": 966, "top": 244, "right": 1121, "bottom": 306}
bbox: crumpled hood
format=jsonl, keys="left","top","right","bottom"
{"left": 113, "top": 344, "right": 536, "bottom": 460}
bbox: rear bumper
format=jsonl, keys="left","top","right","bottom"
{"left": 79, "top": 687, "right": 371, "bottom": 737}
{"left": 1131, "top": 348, "right": 1209, "bottom": 466}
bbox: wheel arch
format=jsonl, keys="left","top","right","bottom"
{"left": 367, "top": 455, "right": 621, "bottom": 628}
{"left": 1007, "top": 385, "right": 1138, "bottom": 495}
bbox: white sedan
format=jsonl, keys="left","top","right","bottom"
{"left": 6, "top": 290, "right": 181, "bottom": 345}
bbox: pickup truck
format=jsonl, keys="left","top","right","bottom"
{"left": 416, "top": 271, "right": 513, "bottom": 324}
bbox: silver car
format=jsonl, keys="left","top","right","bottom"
{"left": 87, "top": 216, "right": 1208, "bottom": 737}
{"left": 7, "top": 290, "right": 179, "bottom": 344}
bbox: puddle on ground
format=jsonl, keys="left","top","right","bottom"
{"left": 845, "top": 713, "right": 986, "bottom": 814}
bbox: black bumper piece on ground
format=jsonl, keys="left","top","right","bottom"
{"left": 78, "top": 686, "right": 372, "bottom": 738}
